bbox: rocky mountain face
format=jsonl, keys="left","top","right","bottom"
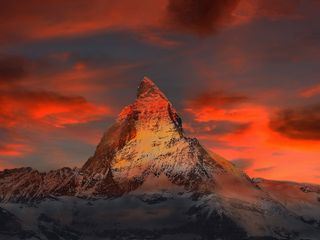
{"left": 0, "top": 77, "right": 319, "bottom": 240}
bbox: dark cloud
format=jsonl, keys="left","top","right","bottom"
{"left": 254, "top": 166, "right": 274, "bottom": 172}
{"left": 0, "top": 0, "right": 307, "bottom": 45}
{"left": 231, "top": 158, "right": 254, "bottom": 170}
{"left": 0, "top": 54, "right": 58, "bottom": 87}
{"left": 166, "top": 0, "right": 241, "bottom": 35}
{"left": 187, "top": 91, "right": 249, "bottom": 108}
{"left": 0, "top": 56, "right": 29, "bottom": 82}
{"left": 270, "top": 104, "right": 320, "bottom": 140}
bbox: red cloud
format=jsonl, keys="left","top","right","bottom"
{"left": 0, "top": 54, "right": 128, "bottom": 167}
{"left": 0, "top": 0, "right": 307, "bottom": 44}
{"left": 300, "top": 84, "right": 320, "bottom": 98}
{"left": 232, "top": 0, "right": 303, "bottom": 25}
{"left": 0, "top": 89, "right": 110, "bottom": 165}
{"left": 187, "top": 91, "right": 249, "bottom": 108}
{"left": 0, "top": 143, "right": 32, "bottom": 157}
{"left": 0, "top": 0, "right": 167, "bottom": 44}
{"left": 0, "top": 90, "right": 110, "bottom": 128}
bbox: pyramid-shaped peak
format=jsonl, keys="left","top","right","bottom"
{"left": 137, "top": 76, "right": 168, "bottom": 100}
{"left": 140, "top": 76, "right": 156, "bottom": 87}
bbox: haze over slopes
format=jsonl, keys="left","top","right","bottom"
{"left": 0, "top": 0, "right": 319, "bottom": 184}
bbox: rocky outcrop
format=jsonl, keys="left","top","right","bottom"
{"left": 0, "top": 167, "right": 80, "bottom": 202}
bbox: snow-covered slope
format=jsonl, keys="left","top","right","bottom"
{"left": 0, "top": 77, "right": 319, "bottom": 239}
{"left": 0, "top": 186, "right": 319, "bottom": 240}
{"left": 254, "top": 178, "right": 320, "bottom": 227}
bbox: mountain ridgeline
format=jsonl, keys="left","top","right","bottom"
{"left": 0, "top": 77, "right": 252, "bottom": 200}
{"left": 0, "top": 77, "right": 319, "bottom": 240}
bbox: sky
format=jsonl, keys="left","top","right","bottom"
{"left": 0, "top": 0, "right": 319, "bottom": 184}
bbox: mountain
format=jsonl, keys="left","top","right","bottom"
{"left": 0, "top": 77, "right": 319, "bottom": 240}
{"left": 0, "top": 77, "right": 253, "bottom": 200}
{"left": 81, "top": 77, "right": 255, "bottom": 196}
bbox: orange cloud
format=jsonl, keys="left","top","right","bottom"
{"left": 185, "top": 91, "right": 320, "bottom": 184}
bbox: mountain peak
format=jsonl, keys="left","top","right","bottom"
{"left": 81, "top": 76, "right": 249, "bottom": 196}
{"left": 137, "top": 76, "right": 167, "bottom": 100}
